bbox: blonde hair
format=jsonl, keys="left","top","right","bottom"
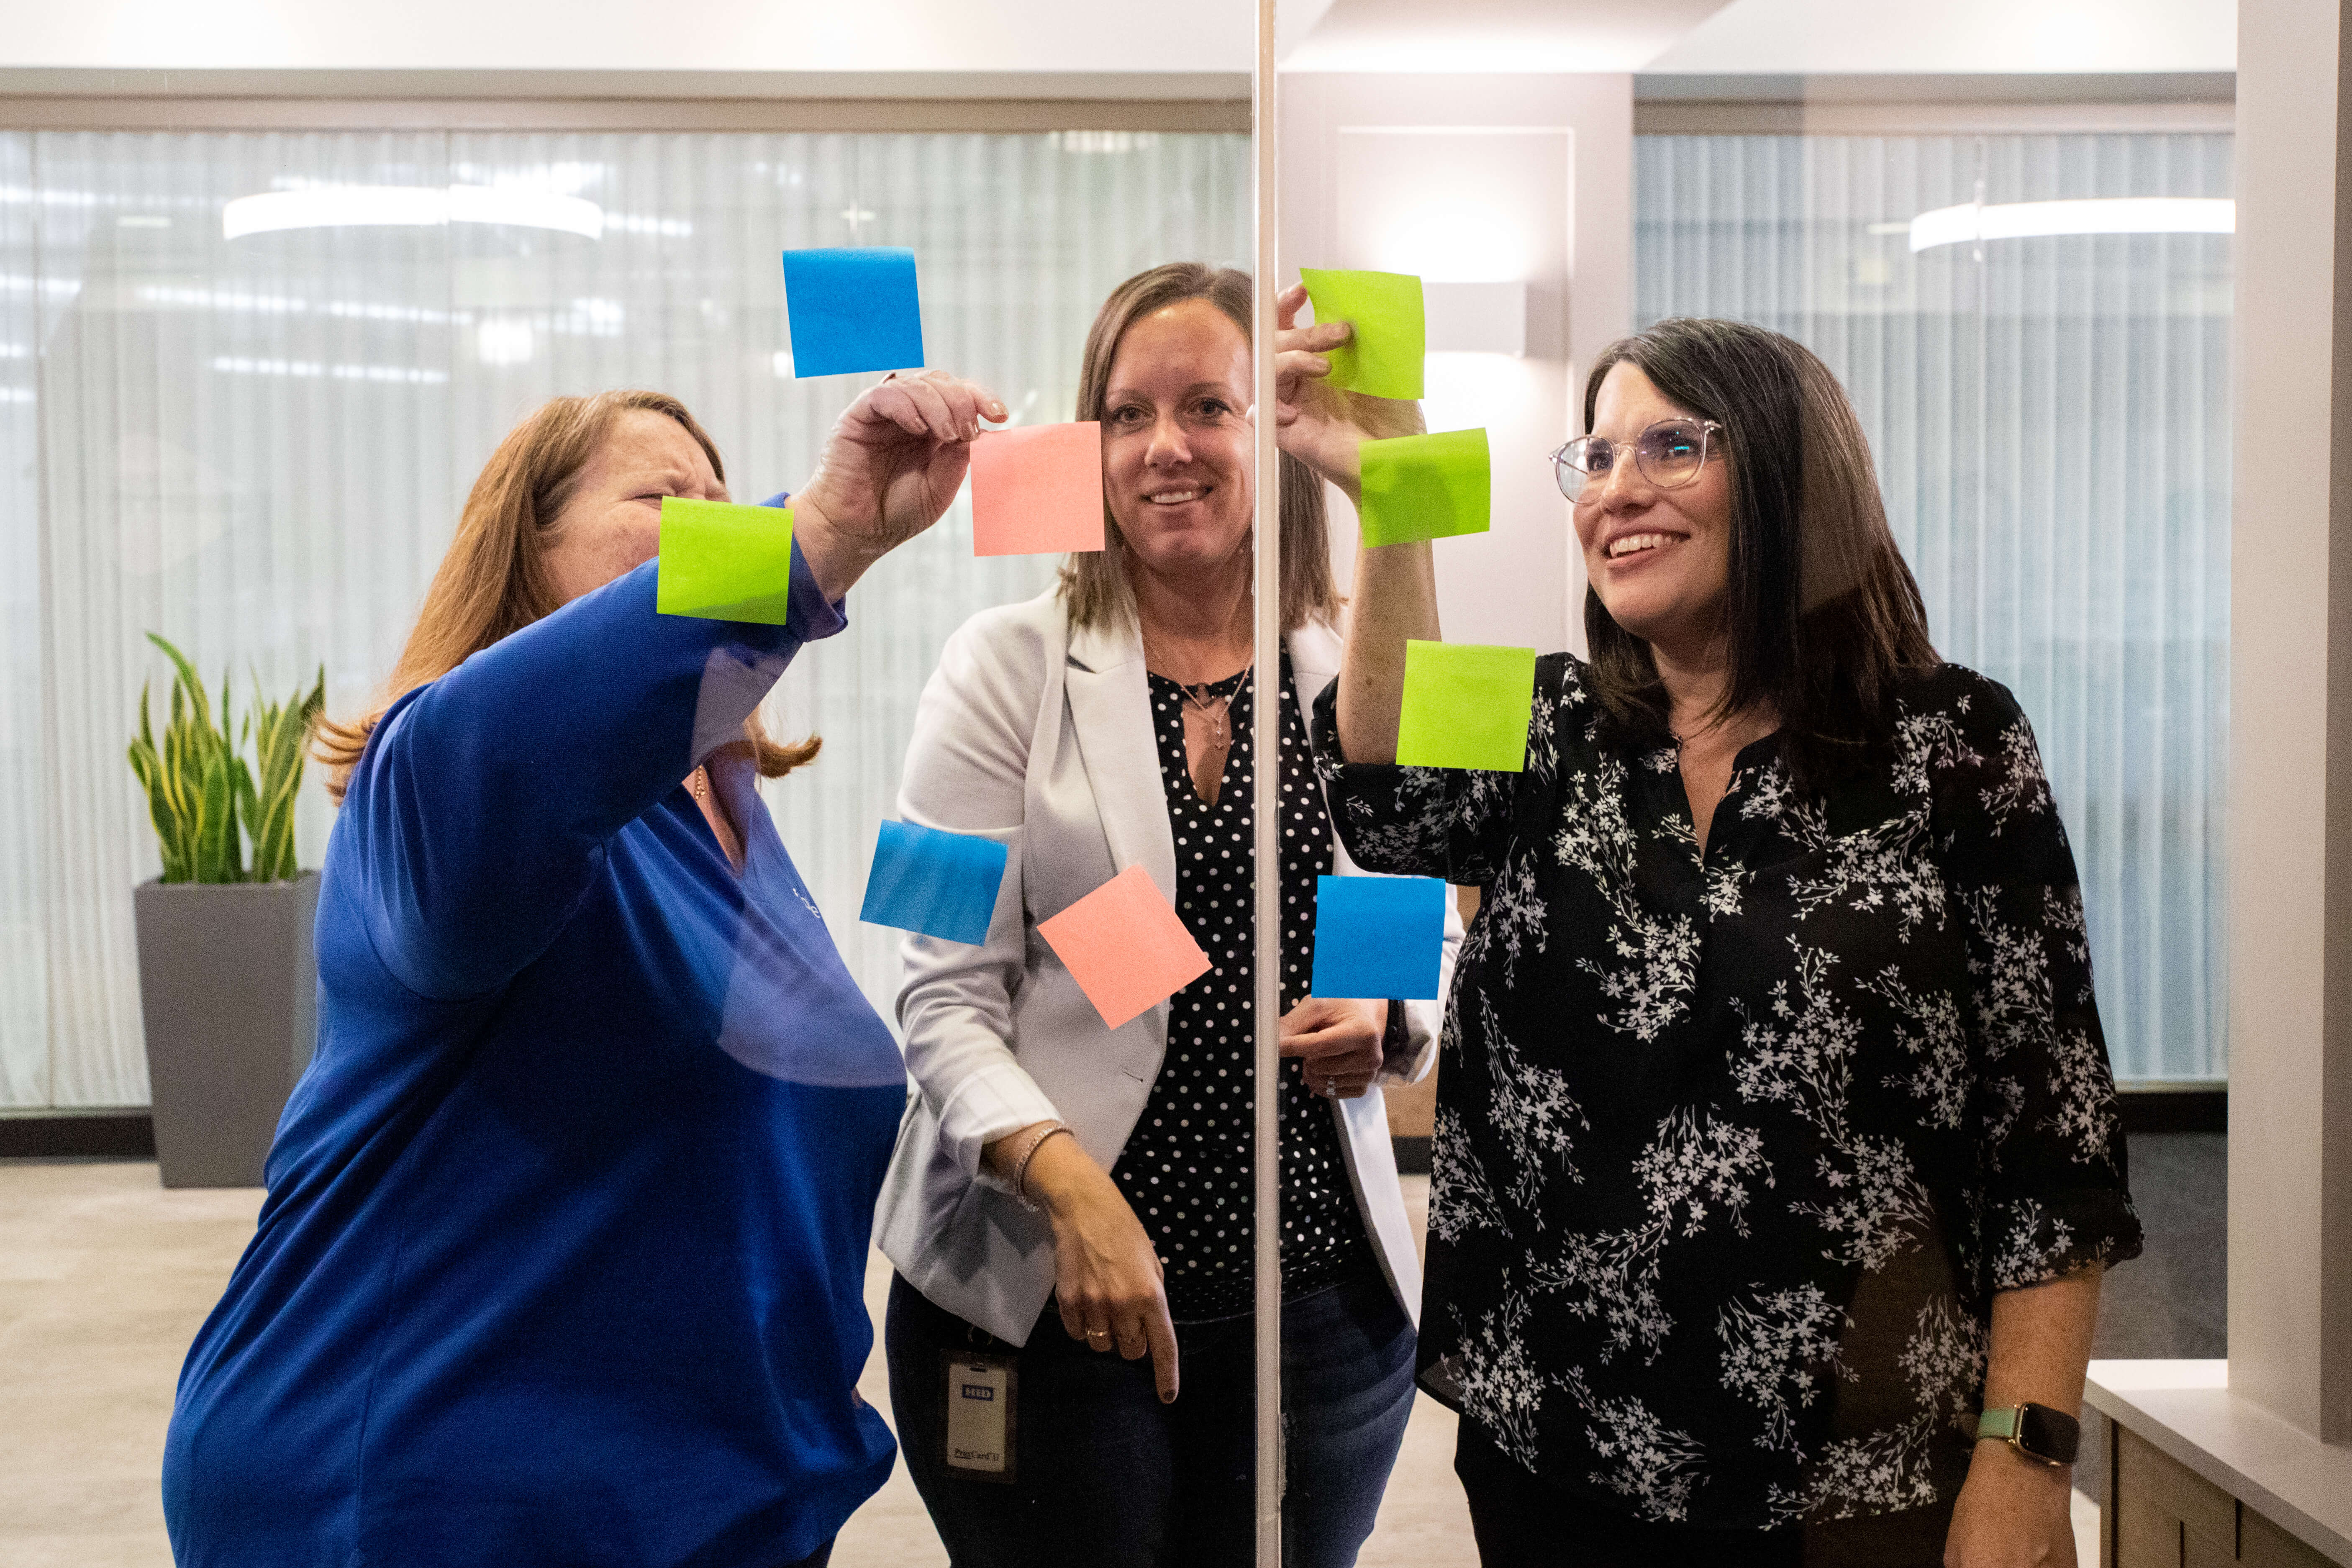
{"left": 1057, "top": 263, "right": 1340, "bottom": 632}
{"left": 316, "top": 389, "right": 819, "bottom": 802}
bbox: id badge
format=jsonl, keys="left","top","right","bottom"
{"left": 942, "top": 1350, "right": 1018, "bottom": 1484}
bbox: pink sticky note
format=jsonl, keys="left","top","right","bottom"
{"left": 970, "top": 421, "right": 1105, "bottom": 557}
{"left": 1036, "top": 865, "right": 1211, "bottom": 1029}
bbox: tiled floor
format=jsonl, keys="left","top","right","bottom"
{"left": 0, "top": 1161, "right": 2099, "bottom": 1567}
{"left": 0, "top": 1160, "right": 1473, "bottom": 1568}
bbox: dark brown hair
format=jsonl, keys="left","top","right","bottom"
{"left": 1057, "top": 262, "right": 1339, "bottom": 631}
{"left": 1582, "top": 318, "right": 1937, "bottom": 790}
{"left": 317, "top": 389, "right": 818, "bottom": 801}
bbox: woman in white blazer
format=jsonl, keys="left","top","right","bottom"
{"left": 874, "top": 263, "right": 1459, "bottom": 1568}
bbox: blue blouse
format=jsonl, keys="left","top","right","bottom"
{"left": 162, "top": 543, "right": 907, "bottom": 1568}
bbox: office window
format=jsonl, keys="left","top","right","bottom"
{"left": 0, "top": 125, "right": 1250, "bottom": 1107}
{"left": 1636, "top": 130, "right": 2231, "bottom": 1081}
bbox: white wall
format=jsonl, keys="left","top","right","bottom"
{"left": 2227, "top": 0, "right": 2352, "bottom": 1444}
{"left": 1279, "top": 73, "right": 1634, "bottom": 657}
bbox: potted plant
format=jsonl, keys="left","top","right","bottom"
{"left": 127, "top": 634, "right": 326, "bottom": 1188}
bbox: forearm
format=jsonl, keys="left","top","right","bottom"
{"left": 1335, "top": 539, "right": 1442, "bottom": 764}
{"left": 787, "top": 492, "right": 888, "bottom": 603}
{"left": 1983, "top": 1263, "right": 2102, "bottom": 1418}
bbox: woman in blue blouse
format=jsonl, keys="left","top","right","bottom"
{"left": 161, "top": 372, "right": 1003, "bottom": 1568}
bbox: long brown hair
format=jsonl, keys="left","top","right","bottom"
{"left": 316, "top": 389, "right": 819, "bottom": 801}
{"left": 1582, "top": 318, "right": 1938, "bottom": 790}
{"left": 1057, "top": 262, "right": 1339, "bottom": 632}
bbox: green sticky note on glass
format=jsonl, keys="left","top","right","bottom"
{"left": 1396, "top": 640, "right": 1537, "bottom": 772}
{"left": 1299, "top": 267, "right": 1425, "bottom": 400}
{"left": 1360, "top": 428, "right": 1490, "bottom": 547}
{"left": 657, "top": 497, "right": 797, "bottom": 624}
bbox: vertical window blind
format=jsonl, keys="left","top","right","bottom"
{"left": 0, "top": 126, "right": 1250, "bottom": 1108}
{"left": 1636, "top": 131, "right": 2232, "bottom": 1082}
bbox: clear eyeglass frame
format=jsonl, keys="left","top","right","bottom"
{"left": 1550, "top": 418, "right": 1725, "bottom": 502}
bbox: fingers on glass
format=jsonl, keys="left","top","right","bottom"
{"left": 1552, "top": 418, "right": 1719, "bottom": 501}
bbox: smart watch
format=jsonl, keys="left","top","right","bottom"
{"left": 1974, "top": 1402, "right": 2080, "bottom": 1466}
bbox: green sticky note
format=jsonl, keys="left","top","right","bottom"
{"left": 1396, "top": 640, "right": 1537, "bottom": 773}
{"left": 1299, "top": 267, "right": 1425, "bottom": 399}
{"left": 657, "top": 498, "right": 797, "bottom": 624}
{"left": 1359, "top": 428, "right": 1490, "bottom": 547}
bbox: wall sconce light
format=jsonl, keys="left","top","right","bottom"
{"left": 1424, "top": 280, "right": 1527, "bottom": 357}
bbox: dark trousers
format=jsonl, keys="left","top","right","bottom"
{"left": 1455, "top": 1421, "right": 1953, "bottom": 1568}
{"left": 887, "top": 1266, "right": 1416, "bottom": 1568}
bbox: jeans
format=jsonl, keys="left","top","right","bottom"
{"left": 887, "top": 1265, "right": 1416, "bottom": 1568}
{"left": 1454, "top": 1422, "right": 1953, "bottom": 1568}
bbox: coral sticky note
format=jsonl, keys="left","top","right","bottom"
{"left": 860, "top": 821, "right": 1009, "bottom": 946}
{"left": 1311, "top": 876, "right": 1447, "bottom": 1001}
{"left": 1395, "top": 640, "right": 1538, "bottom": 773}
{"left": 1036, "top": 865, "right": 1211, "bottom": 1030}
{"left": 780, "top": 246, "right": 925, "bottom": 378}
{"left": 970, "top": 422, "right": 1105, "bottom": 556}
{"left": 656, "top": 498, "right": 796, "bottom": 624}
{"left": 1298, "top": 267, "right": 1426, "bottom": 400}
{"left": 1359, "top": 428, "right": 1491, "bottom": 548}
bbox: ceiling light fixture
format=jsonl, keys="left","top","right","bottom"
{"left": 1908, "top": 197, "right": 2233, "bottom": 253}
{"left": 223, "top": 185, "right": 603, "bottom": 241}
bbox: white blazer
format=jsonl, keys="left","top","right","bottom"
{"left": 872, "top": 588, "right": 1460, "bottom": 1345}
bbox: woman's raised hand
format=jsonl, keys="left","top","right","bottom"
{"left": 1271, "top": 282, "right": 1425, "bottom": 503}
{"left": 791, "top": 369, "right": 1008, "bottom": 600}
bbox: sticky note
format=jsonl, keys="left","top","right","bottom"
{"left": 860, "top": 821, "right": 1009, "bottom": 945}
{"left": 970, "top": 422, "right": 1105, "bottom": 556}
{"left": 1311, "top": 876, "right": 1446, "bottom": 1001}
{"left": 1299, "top": 267, "right": 1425, "bottom": 400}
{"left": 1396, "top": 640, "right": 1537, "bottom": 772}
{"left": 1359, "top": 428, "right": 1491, "bottom": 548}
{"left": 1037, "top": 865, "right": 1211, "bottom": 1030}
{"left": 657, "top": 498, "right": 796, "bottom": 624}
{"left": 781, "top": 246, "right": 925, "bottom": 378}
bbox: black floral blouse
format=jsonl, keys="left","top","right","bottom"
{"left": 1311, "top": 655, "right": 2140, "bottom": 1530}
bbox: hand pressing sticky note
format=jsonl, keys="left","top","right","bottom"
{"left": 970, "top": 422, "right": 1105, "bottom": 557}
{"left": 1359, "top": 428, "right": 1491, "bottom": 548}
{"left": 781, "top": 246, "right": 925, "bottom": 378}
{"left": 1396, "top": 640, "right": 1538, "bottom": 772}
{"left": 860, "top": 821, "right": 1009, "bottom": 946}
{"left": 1311, "top": 876, "right": 1447, "bottom": 1001}
{"left": 657, "top": 498, "right": 796, "bottom": 624}
{"left": 1299, "top": 268, "right": 1425, "bottom": 400}
{"left": 1037, "top": 865, "right": 1211, "bottom": 1031}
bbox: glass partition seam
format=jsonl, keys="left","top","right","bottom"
{"left": 1249, "top": 0, "right": 1282, "bottom": 1559}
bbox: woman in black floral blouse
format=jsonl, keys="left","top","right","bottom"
{"left": 1286, "top": 316, "right": 2140, "bottom": 1567}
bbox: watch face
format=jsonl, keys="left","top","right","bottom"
{"left": 2016, "top": 1403, "right": 2080, "bottom": 1465}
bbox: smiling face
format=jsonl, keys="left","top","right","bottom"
{"left": 1575, "top": 360, "right": 1736, "bottom": 658}
{"left": 543, "top": 408, "right": 728, "bottom": 605}
{"left": 1099, "top": 298, "right": 1255, "bottom": 585}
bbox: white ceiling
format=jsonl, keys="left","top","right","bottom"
{"left": 1644, "top": 0, "right": 2236, "bottom": 74}
{"left": 0, "top": 0, "right": 2236, "bottom": 77}
{"left": 1278, "top": 0, "right": 1739, "bottom": 74}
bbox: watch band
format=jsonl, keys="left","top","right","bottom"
{"left": 1975, "top": 1407, "right": 2024, "bottom": 1444}
{"left": 1975, "top": 1402, "right": 2080, "bottom": 1466}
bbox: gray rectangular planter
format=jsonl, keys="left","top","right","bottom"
{"left": 133, "top": 872, "right": 321, "bottom": 1189}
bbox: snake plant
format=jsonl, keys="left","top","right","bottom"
{"left": 127, "top": 634, "right": 325, "bottom": 884}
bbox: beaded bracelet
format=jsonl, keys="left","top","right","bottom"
{"left": 1011, "top": 1121, "right": 1074, "bottom": 1209}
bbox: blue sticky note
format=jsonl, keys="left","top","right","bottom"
{"left": 1310, "top": 876, "right": 1447, "bottom": 1001}
{"left": 860, "top": 820, "right": 1007, "bottom": 945}
{"left": 781, "top": 246, "right": 926, "bottom": 377}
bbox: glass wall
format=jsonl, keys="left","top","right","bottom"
{"left": 1635, "top": 131, "right": 2232, "bottom": 1082}
{"left": 0, "top": 125, "right": 1251, "bottom": 1107}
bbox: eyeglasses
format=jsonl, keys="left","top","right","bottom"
{"left": 1550, "top": 418, "right": 1724, "bottom": 502}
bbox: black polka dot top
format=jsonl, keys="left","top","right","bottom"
{"left": 1112, "top": 647, "right": 1374, "bottom": 1322}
